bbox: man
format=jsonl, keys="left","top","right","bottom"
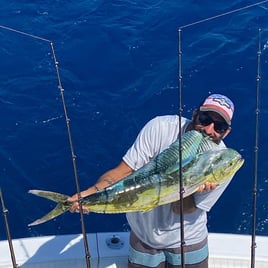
{"left": 68, "top": 93, "right": 235, "bottom": 268}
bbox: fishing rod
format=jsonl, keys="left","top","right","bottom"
{"left": 177, "top": 1, "right": 268, "bottom": 267}
{"left": 177, "top": 28, "right": 186, "bottom": 267}
{"left": 250, "top": 28, "right": 262, "bottom": 268}
{"left": 0, "top": 25, "right": 91, "bottom": 268}
{"left": 50, "top": 41, "right": 91, "bottom": 267}
{"left": 0, "top": 188, "right": 19, "bottom": 268}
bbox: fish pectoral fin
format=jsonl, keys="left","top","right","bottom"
{"left": 164, "top": 166, "right": 179, "bottom": 175}
{"left": 28, "top": 202, "right": 70, "bottom": 226}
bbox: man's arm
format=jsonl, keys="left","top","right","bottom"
{"left": 68, "top": 160, "right": 133, "bottom": 211}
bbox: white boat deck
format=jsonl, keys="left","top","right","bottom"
{"left": 0, "top": 232, "right": 267, "bottom": 267}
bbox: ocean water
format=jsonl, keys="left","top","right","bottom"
{"left": 0, "top": 0, "right": 268, "bottom": 240}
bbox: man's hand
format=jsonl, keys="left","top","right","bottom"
{"left": 68, "top": 188, "right": 93, "bottom": 213}
{"left": 197, "top": 182, "right": 217, "bottom": 192}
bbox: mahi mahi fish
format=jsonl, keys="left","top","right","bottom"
{"left": 28, "top": 130, "right": 244, "bottom": 226}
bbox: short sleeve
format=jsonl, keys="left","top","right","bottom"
{"left": 122, "top": 115, "right": 185, "bottom": 171}
{"left": 194, "top": 177, "right": 233, "bottom": 212}
{"left": 122, "top": 117, "right": 163, "bottom": 170}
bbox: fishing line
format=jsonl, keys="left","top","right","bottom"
{"left": 0, "top": 25, "right": 91, "bottom": 268}
{"left": 180, "top": 0, "right": 268, "bottom": 30}
{"left": 251, "top": 28, "right": 262, "bottom": 268}
{"left": 177, "top": 1, "right": 267, "bottom": 267}
{"left": 0, "top": 188, "right": 19, "bottom": 268}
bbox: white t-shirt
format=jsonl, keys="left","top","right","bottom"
{"left": 123, "top": 115, "right": 232, "bottom": 248}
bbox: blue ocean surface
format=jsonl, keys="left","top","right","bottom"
{"left": 0, "top": 0, "right": 268, "bottom": 240}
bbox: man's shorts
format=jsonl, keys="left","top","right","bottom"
{"left": 128, "top": 231, "right": 208, "bottom": 268}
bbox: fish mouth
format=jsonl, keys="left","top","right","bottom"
{"left": 233, "top": 155, "right": 245, "bottom": 170}
{"left": 198, "top": 131, "right": 221, "bottom": 145}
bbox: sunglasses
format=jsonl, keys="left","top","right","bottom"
{"left": 197, "top": 111, "right": 230, "bottom": 134}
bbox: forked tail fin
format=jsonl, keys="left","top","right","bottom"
{"left": 28, "top": 190, "right": 72, "bottom": 226}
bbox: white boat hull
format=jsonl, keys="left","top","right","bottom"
{"left": 0, "top": 232, "right": 268, "bottom": 268}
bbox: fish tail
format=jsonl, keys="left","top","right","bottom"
{"left": 28, "top": 189, "right": 71, "bottom": 226}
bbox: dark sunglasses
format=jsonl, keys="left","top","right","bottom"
{"left": 197, "top": 111, "right": 230, "bottom": 134}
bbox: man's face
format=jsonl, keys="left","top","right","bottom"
{"left": 193, "top": 110, "right": 230, "bottom": 144}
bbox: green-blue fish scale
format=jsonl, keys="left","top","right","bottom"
{"left": 82, "top": 130, "right": 208, "bottom": 212}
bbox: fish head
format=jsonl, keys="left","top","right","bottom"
{"left": 205, "top": 148, "right": 244, "bottom": 184}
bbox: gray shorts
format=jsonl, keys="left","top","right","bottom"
{"left": 128, "top": 231, "right": 208, "bottom": 268}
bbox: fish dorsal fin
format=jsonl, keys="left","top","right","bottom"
{"left": 164, "top": 130, "right": 204, "bottom": 174}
